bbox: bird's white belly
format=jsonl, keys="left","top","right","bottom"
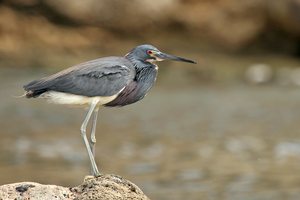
{"left": 40, "top": 91, "right": 118, "bottom": 105}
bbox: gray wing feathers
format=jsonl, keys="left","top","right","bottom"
{"left": 52, "top": 65, "right": 132, "bottom": 96}
{"left": 24, "top": 57, "right": 135, "bottom": 97}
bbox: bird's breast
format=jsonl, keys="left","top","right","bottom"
{"left": 105, "top": 66, "right": 158, "bottom": 107}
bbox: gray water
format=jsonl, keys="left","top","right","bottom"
{"left": 1, "top": 59, "right": 300, "bottom": 200}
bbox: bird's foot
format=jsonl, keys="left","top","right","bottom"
{"left": 93, "top": 172, "right": 102, "bottom": 177}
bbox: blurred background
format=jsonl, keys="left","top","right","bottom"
{"left": 1, "top": 0, "right": 300, "bottom": 199}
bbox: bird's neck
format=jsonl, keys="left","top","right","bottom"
{"left": 105, "top": 57, "right": 158, "bottom": 107}
{"left": 125, "top": 53, "right": 158, "bottom": 82}
{"left": 125, "top": 53, "right": 152, "bottom": 68}
{"left": 125, "top": 51, "right": 138, "bottom": 61}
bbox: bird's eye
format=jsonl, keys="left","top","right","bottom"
{"left": 147, "top": 50, "right": 153, "bottom": 55}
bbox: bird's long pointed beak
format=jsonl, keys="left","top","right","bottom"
{"left": 155, "top": 52, "right": 197, "bottom": 64}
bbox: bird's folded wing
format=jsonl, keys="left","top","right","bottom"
{"left": 24, "top": 61, "right": 135, "bottom": 97}
{"left": 51, "top": 65, "right": 134, "bottom": 97}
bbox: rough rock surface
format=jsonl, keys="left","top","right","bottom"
{"left": 0, "top": 0, "right": 300, "bottom": 68}
{"left": 0, "top": 174, "right": 150, "bottom": 200}
{"left": 267, "top": 0, "right": 300, "bottom": 36}
{"left": 2, "top": 0, "right": 300, "bottom": 49}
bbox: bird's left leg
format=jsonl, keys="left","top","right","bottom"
{"left": 90, "top": 107, "right": 99, "bottom": 158}
{"left": 81, "top": 100, "right": 100, "bottom": 176}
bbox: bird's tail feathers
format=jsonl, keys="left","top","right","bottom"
{"left": 12, "top": 93, "right": 27, "bottom": 98}
{"left": 23, "top": 79, "right": 50, "bottom": 98}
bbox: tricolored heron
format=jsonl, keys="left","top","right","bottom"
{"left": 24, "top": 44, "right": 196, "bottom": 176}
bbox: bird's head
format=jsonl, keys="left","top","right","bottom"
{"left": 126, "top": 44, "right": 196, "bottom": 65}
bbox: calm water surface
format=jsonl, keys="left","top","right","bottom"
{"left": 1, "top": 60, "right": 300, "bottom": 200}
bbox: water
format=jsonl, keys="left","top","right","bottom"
{"left": 1, "top": 57, "right": 300, "bottom": 200}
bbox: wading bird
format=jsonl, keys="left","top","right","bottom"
{"left": 24, "top": 44, "right": 196, "bottom": 176}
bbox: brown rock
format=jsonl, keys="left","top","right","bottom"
{"left": 72, "top": 174, "right": 149, "bottom": 200}
{"left": 2, "top": 0, "right": 300, "bottom": 61}
{"left": 43, "top": 0, "right": 176, "bottom": 32}
{"left": 0, "top": 182, "right": 74, "bottom": 200}
{"left": 42, "top": 0, "right": 267, "bottom": 48}
{"left": 0, "top": 174, "right": 150, "bottom": 200}
{"left": 175, "top": 0, "right": 266, "bottom": 49}
{"left": 267, "top": 0, "right": 300, "bottom": 35}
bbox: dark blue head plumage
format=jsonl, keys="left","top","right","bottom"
{"left": 126, "top": 44, "right": 196, "bottom": 65}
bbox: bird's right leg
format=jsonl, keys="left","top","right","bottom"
{"left": 80, "top": 100, "right": 100, "bottom": 176}
{"left": 90, "top": 107, "right": 99, "bottom": 157}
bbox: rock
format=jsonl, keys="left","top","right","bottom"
{"left": 43, "top": 0, "right": 176, "bottom": 32}
{"left": 175, "top": 0, "right": 266, "bottom": 49}
{"left": 288, "top": 68, "right": 300, "bottom": 86}
{"left": 1, "top": 0, "right": 300, "bottom": 63}
{"left": 245, "top": 64, "right": 273, "bottom": 84}
{"left": 267, "top": 0, "right": 300, "bottom": 36}
{"left": 2, "top": 0, "right": 268, "bottom": 49}
{"left": 276, "top": 67, "right": 300, "bottom": 86}
{"left": 0, "top": 182, "right": 74, "bottom": 200}
{"left": 0, "top": 174, "right": 150, "bottom": 200}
